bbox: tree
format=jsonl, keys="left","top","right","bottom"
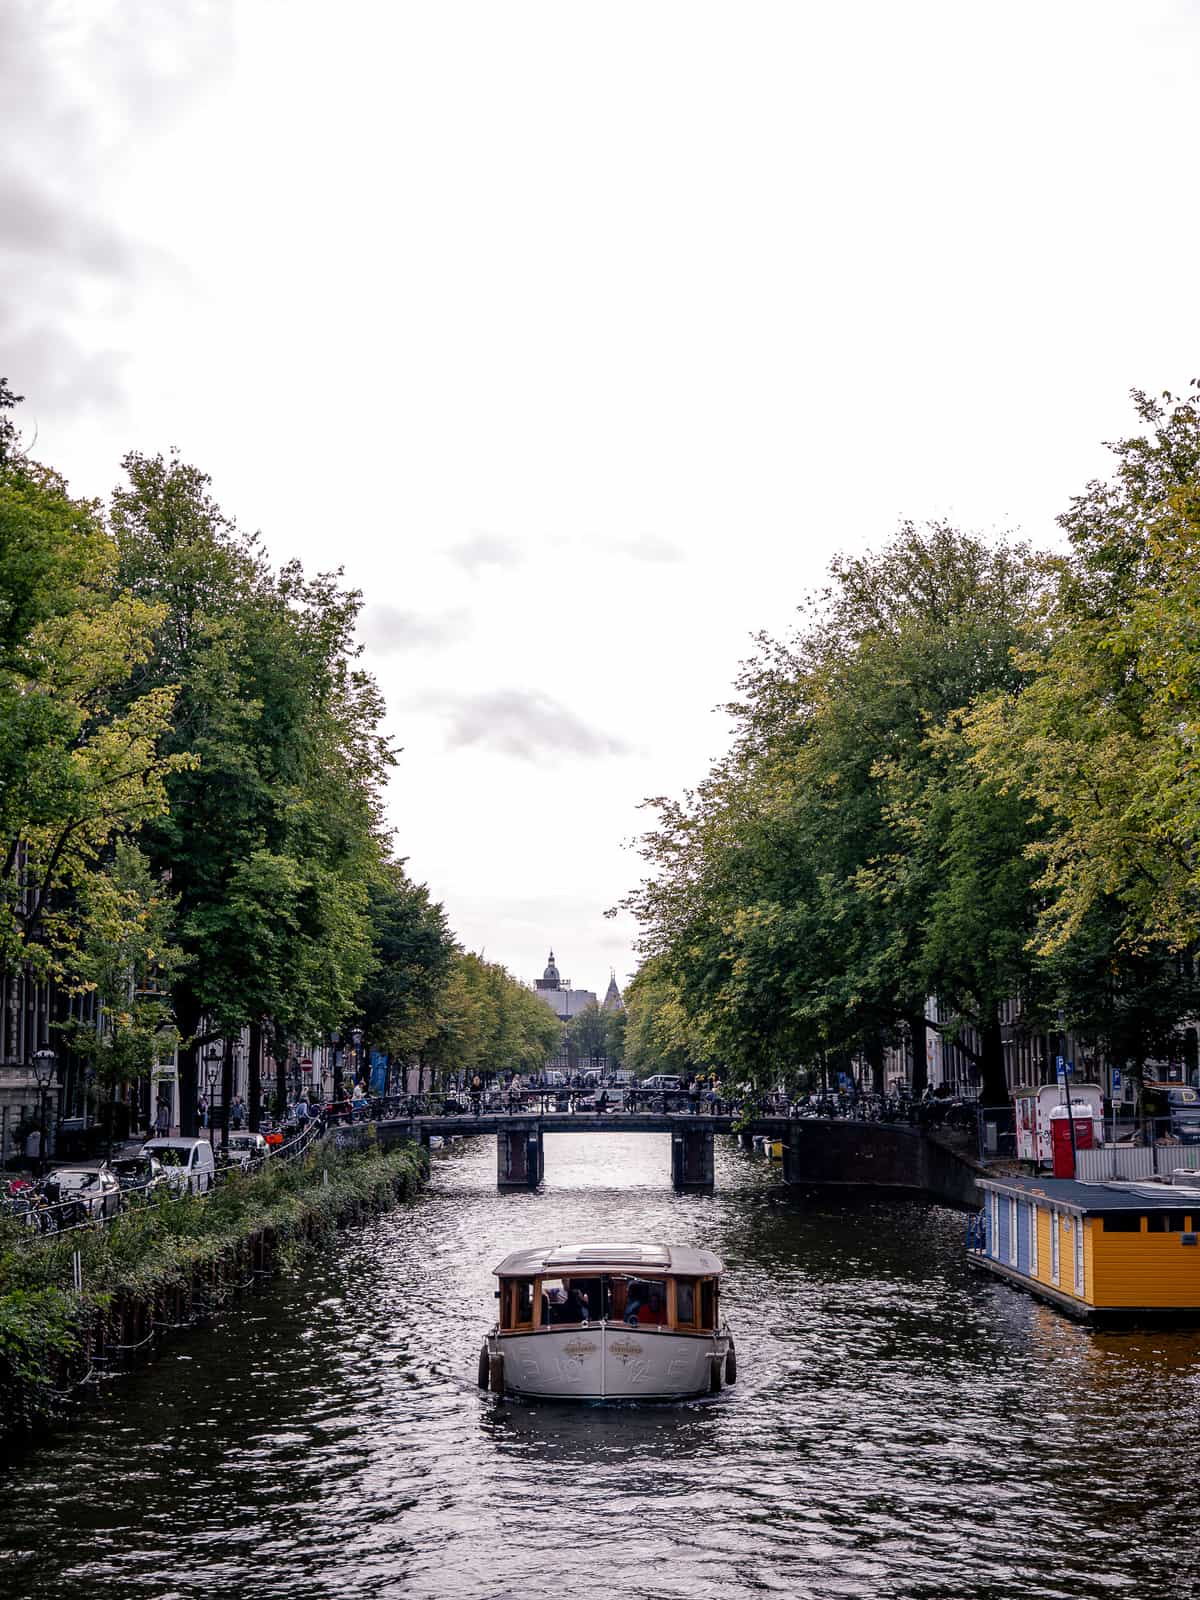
{"left": 57, "top": 842, "right": 183, "bottom": 1153}
{"left": 970, "top": 384, "right": 1200, "bottom": 957}
{"left": 110, "top": 452, "right": 394, "bottom": 1134}
{"left": 353, "top": 863, "right": 454, "bottom": 1083}
{"left": 566, "top": 1003, "right": 609, "bottom": 1071}
{"left": 623, "top": 524, "right": 1050, "bottom": 1101}
{"left": 1, "top": 428, "right": 192, "bottom": 995}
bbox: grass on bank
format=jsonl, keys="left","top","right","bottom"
{"left": 0, "top": 1137, "right": 427, "bottom": 1430}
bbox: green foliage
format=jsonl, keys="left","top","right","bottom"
{"left": 354, "top": 863, "right": 455, "bottom": 1058}
{"left": 422, "top": 951, "right": 562, "bottom": 1082}
{"left": 624, "top": 388, "right": 1200, "bottom": 1093}
{"left": 0, "top": 441, "right": 194, "bottom": 987}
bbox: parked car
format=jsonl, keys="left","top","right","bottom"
{"left": 139, "top": 1137, "right": 216, "bottom": 1193}
{"left": 1167, "top": 1087, "right": 1200, "bottom": 1143}
{"left": 640, "top": 1074, "right": 682, "bottom": 1091}
{"left": 224, "top": 1131, "right": 270, "bottom": 1168}
{"left": 111, "top": 1154, "right": 169, "bottom": 1196}
{"left": 42, "top": 1165, "right": 122, "bottom": 1219}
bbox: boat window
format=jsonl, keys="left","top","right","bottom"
{"left": 539, "top": 1277, "right": 592, "bottom": 1325}
{"left": 513, "top": 1279, "right": 534, "bottom": 1327}
{"left": 569, "top": 1277, "right": 602, "bottom": 1320}
{"left": 675, "top": 1278, "right": 698, "bottom": 1328}
{"left": 1147, "top": 1212, "right": 1190, "bottom": 1233}
{"left": 1102, "top": 1214, "right": 1142, "bottom": 1233}
{"left": 621, "top": 1279, "right": 668, "bottom": 1326}
{"left": 700, "top": 1279, "right": 716, "bottom": 1330}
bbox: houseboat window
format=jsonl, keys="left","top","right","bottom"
{"left": 1074, "top": 1224, "right": 1084, "bottom": 1294}
{"left": 514, "top": 1279, "right": 534, "bottom": 1326}
{"left": 675, "top": 1278, "right": 697, "bottom": 1327}
{"left": 1102, "top": 1214, "right": 1142, "bottom": 1233}
{"left": 1147, "top": 1212, "right": 1190, "bottom": 1233}
{"left": 1050, "top": 1213, "right": 1060, "bottom": 1283}
{"left": 700, "top": 1279, "right": 716, "bottom": 1330}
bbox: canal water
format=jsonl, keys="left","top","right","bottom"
{"left": 2, "top": 1133, "right": 1199, "bottom": 1600}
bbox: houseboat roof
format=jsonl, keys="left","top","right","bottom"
{"left": 980, "top": 1174, "right": 1200, "bottom": 1213}
{"left": 493, "top": 1241, "right": 724, "bottom": 1278}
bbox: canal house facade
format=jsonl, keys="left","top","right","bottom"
{"left": 972, "top": 1174, "right": 1200, "bottom": 1319}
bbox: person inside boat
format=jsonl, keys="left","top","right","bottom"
{"left": 624, "top": 1281, "right": 666, "bottom": 1326}
{"left": 567, "top": 1285, "right": 591, "bottom": 1322}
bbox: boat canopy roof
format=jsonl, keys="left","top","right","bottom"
{"left": 493, "top": 1241, "right": 724, "bottom": 1278}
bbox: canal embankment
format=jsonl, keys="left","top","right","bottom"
{"left": 0, "top": 1134, "right": 427, "bottom": 1444}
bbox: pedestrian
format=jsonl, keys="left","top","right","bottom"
{"left": 231, "top": 1093, "right": 246, "bottom": 1130}
{"left": 197, "top": 1095, "right": 208, "bottom": 1131}
{"left": 155, "top": 1100, "right": 171, "bottom": 1138}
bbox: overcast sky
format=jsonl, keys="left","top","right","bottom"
{"left": 5, "top": 0, "right": 1200, "bottom": 996}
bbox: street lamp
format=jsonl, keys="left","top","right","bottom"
{"left": 30, "top": 1047, "right": 56, "bottom": 1178}
{"left": 351, "top": 1027, "right": 364, "bottom": 1092}
{"left": 203, "top": 1044, "right": 222, "bottom": 1140}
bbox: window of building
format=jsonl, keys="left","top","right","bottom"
{"left": 1102, "top": 1214, "right": 1142, "bottom": 1233}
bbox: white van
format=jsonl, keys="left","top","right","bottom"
{"left": 641, "top": 1074, "right": 682, "bottom": 1091}
{"left": 140, "top": 1137, "right": 216, "bottom": 1194}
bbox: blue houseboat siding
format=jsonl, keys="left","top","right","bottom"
{"left": 1016, "top": 1200, "right": 1031, "bottom": 1274}
{"left": 996, "top": 1191, "right": 1010, "bottom": 1263}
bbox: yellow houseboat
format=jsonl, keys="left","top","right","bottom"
{"left": 968, "top": 1174, "right": 1200, "bottom": 1321}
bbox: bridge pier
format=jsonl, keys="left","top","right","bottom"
{"left": 671, "top": 1126, "right": 714, "bottom": 1192}
{"left": 498, "top": 1121, "right": 544, "bottom": 1190}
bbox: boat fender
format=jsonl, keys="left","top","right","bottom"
{"left": 488, "top": 1352, "right": 505, "bottom": 1395}
{"left": 477, "top": 1343, "right": 490, "bottom": 1389}
{"left": 725, "top": 1344, "right": 737, "bottom": 1386}
{"left": 709, "top": 1355, "right": 723, "bottom": 1394}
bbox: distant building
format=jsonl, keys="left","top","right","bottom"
{"left": 533, "top": 950, "right": 597, "bottom": 1022}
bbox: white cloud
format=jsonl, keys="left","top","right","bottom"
{"left": 412, "top": 688, "right": 632, "bottom": 762}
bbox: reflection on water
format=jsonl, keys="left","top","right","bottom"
{"left": 2, "top": 1132, "right": 1200, "bottom": 1599}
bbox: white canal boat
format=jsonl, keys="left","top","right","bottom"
{"left": 477, "top": 1241, "right": 736, "bottom": 1401}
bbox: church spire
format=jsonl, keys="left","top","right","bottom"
{"left": 602, "top": 968, "right": 624, "bottom": 1012}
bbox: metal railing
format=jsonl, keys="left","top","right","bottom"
{"left": 1, "top": 1113, "right": 329, "bottom": 1239}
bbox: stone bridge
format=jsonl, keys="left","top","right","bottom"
{"left": 369, "top": 1112, "right": 983, "bottom": 1207}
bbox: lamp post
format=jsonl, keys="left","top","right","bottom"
{"left": 351, "top": 1027, "right": 364, "bottom": 1095}
{"left": 203, "top": 1044, "right": 221, "bottom": 1141}
{"left": 30, "top": 1047, "right": 56, "bottom": 1178}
